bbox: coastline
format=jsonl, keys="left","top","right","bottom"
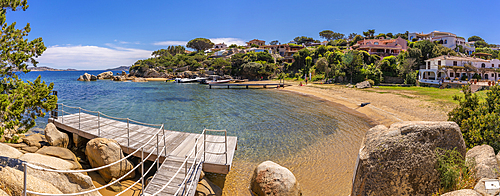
{"left": 279, "top": 83, "right": 450, "bottom": 127}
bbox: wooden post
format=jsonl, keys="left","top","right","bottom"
{"left": 246, "top": 85, "right": 248, "bottom": 89}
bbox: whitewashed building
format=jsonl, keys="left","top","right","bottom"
{"left": 419, "top": 55, "right": 500, "bottom": 85}
{"left": 408, "top": 31, "right": 475, "bottom": 55}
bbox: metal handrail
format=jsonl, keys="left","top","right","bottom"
{"left": 31, "top": 103, "right": 216, "bottom": 196}
{"left": 24, "top": 104, "right": 168, "bottom": 196}
{"left": 150, "top": 129, "right": 206, "bottom": 195}
{"left": 204, "top": 129, "right": 228, "bottom": 165}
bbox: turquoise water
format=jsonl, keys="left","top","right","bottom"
{"left": 19, "top": 71, "right": 370, "bottom": 163}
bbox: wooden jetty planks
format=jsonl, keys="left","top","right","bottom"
{"left": 49, "top": 113, "right": 237, "bottom": 174}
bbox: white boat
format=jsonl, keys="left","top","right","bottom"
{"left": 174, "top": 77, "right": 207, "bottom": 83}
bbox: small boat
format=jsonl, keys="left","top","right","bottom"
{"left": 165, "top": 79, "right": 175, "bottom": 82}
{"left": 207, "top": 79, "right": 231, "bottom": 84}
{"left": 174, "top": 77, "right": 207, "bottom": 83}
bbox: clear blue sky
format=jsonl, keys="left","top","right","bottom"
{"left": 6, "top": 0, "right": 500, "bottom": 70}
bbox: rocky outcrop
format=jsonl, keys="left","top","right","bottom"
{"left": 20, "top": 153, "right": 76, "bottom": 170}
{"left": 250, "top": 161, "right": 301, "bottom": 196}
{"left": 36, "top": 146, "right": 82, "bottom": 169}
{"left": 132, "top": 78, "right": 147, "bottom": 82}
{"left": 77, "top": 73, "right": 97, "bottom": 81}
{"left": 441, "top": 189, "right": 482, "bottom": 196}
{"left": 0, "top": 142, "right": 23, "bottom": 159}
{"left": 356, "top": 80, "right": 371, "bottom": 89}
{"left": 112, "top": 75, "right": 126, "bottom": 81}
{"left": 22, "top": 133, "right": 46, "bottom": 148}
{"left": 144, "top": 69, "right": 161, "bottom": 78}
{"left": 196, "top": 177, "right": 222, "bottom": 196}
{"left": 96, "top": 71, "right": 113, "bottom": 79}
{"left": 351, "top": 121, "right": 466, "bottom": 196}
{"left": 44, "top": 123, "right": 69, "bottom": 148}
{"left": 0, "top": 156, "right": 100, "bottom": 196}
{"left": 0, "top": 166, "right": 63, "bottom": 195}
{"left": 474, "top": 178, "right": 500, "bottom": 196}
{"left": 466, "top": 145, "right": 499, "bottom": 179}
{"left": 86, "top": 138, "right": 135, "bottom": 182}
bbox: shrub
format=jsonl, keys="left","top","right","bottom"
{"left": 448, "top": 85, "right": 500, "bottom": 152}
{"left": 312, "top": 74, "right": 324, "bottom": 82}
{"left": 434, "top": 148, "right": 476, "bottom": 194}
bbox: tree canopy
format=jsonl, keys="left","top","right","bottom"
{"left": 0, "top": 0, "right": 57, "bottom": 140}
{"left": 467, "top": 36, "right": 484, "bottom": 42}
{"left": 319, "top": 30, "right": 344, "bottom": 41}
{"left": 293, "top": 36, "right": 315, "bottom": 44}
{"left": 269, "top": 40, "right": 279, "bottom": 45}
{"left": 186, "top": 38, "right": 214, "bottom": 52}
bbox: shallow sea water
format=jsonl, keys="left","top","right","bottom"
{"left": 20, "top": 71, "right": 371, "bottom": 195}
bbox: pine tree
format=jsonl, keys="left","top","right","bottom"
{"left": 0, "top": 0, "right": 57, "bottom": 141}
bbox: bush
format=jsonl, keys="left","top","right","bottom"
{"left": 312, "top": 74, "right": 324, "bottom": 82}
{"left": 448, "top": 85, "right": 500, "bottom": 152}
{"left": 404, "top": 70, "right": 418, "bottom": 85}
{"left": 460, "top": 74, "right": 468, "bottom": 81}
{"left": 434, "top": 148, "right": 476, "bottom": 194}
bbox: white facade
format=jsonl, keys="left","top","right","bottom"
{"left": 213, "top": 43, "right": 227, "bottom": 50}
{"left": 419, "top": 55, "right": 500, "bottom": 84}
{"left": 409, "top": 31, "right": 475, "bottom": 55}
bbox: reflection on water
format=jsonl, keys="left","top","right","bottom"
{"left": 20, "top": 71, "right": 371, "bottom": 195}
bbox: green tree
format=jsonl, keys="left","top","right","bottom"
{"left": 348, "top": 33, "right": 358, "bottom": 40}
{"left": 269, "top": 40, "right": 279, "bottom": 45}
{"left": 361, "top": 63, "right": 383, "bottom": 85}
{"left": 386, "top": 33, "right": 393, "bottom": 38}
{"left": 342, "top": 50, "right": 363, "bottom": 83}
{"left": 304, "top": 56, "right": 313, "bottom": 78}
{"left": 293, "top": 36, "right": 315, "bottom": 44}
{"left": 413, "top": 40, "right": 436, "bottom": 60}
{"left": 315, "top": 57, "right": 328, "bottom": 73}
{"left": 467, "top": 36, "right": 484, "bottom": 42}
{"left": 350, "top": 35, "right": 364, "bottom": 46}
{"left": 0, "top": 0, "right": 57, "bottom": 140}
{"left": 432, "top": 44, "right": 457, "bottom": 57}
{"left": 448, "top": 85, "right": 500, "bottom": 152}
{"left": 186, "top": 38, "right": 214, "bottom": 52}
{"left": 229, "top": 44, "right": 237, "bottom": 48}
{"left": 211, "top": 58, "right": 230, "bottom": 74}
{"left": 319, "top": 30, "right": 344, "bottom": 41}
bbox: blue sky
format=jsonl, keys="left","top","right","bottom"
{"left": 6, "top": 0, "right": 500, "bottom": 70}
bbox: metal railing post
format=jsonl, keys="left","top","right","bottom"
{"left": 98, "top": 112, "right": 100, "bottom": 137}
{"left": 225, "top": 130, "right": 228, "bottom": 165}
{"left": 156, "top": 133, "right": 159, "bottom": 171}
{"left": 162, "top": 126, "right": 166, "bottom": 157}
{"left": 141, "top": 147, "right": 144, "bottom": 192}
{"left": 203, "top": 131, "right": 206, "bottom": 163}
{"left": 23, "top": 163, "right": 27, "bottom": 196}
{"left": 127, "top": 118, "right": 130, "bottom": 147}
{"left": 78, "top": 107, "right": 81, "bottom": 130}
{"left": 61, "top": 104, "right": 64, "bottom": 123}
{"left": 185, "top": 155, "right": 188, "bottom": 177}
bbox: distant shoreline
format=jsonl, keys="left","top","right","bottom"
{"left": 24, "top": 65, "right": 131, "bottom": 72}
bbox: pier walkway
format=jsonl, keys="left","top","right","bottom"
{"left": 22, "top": 103, "right": 237, "bottom": 196}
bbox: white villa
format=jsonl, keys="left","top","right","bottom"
{"left": 419, "top": 55, "right": 500, "bottom": 85}
{"left": 408, "top": 31, "right": 475, "bottom": 55}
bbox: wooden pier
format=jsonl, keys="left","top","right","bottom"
{"left": 209, "top": 83, "right": 289, "bottom": 89}
{"left": 47, "top": 105, "right": 237, "bottom": 196}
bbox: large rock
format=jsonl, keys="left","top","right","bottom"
{"left": 36, "top": 146, "right": 82, "bottom": 169}
{"left": 77, "top": 73, "right": 97, "bottom": 81}
{"left": 44, "top": 123, "right": 69, "bottom": 148}
{"left": 441, "top": 189, "right": 482, "bottom": 196}
{"left": 351, "top": 121, "right": 466, "bottom": 196}
{"left": 250, "top": 161, "right": 301, "bottom": 196}
{"left": 0, "top": 189, "right": 8, "bottom": 196}
{"left": 20, "top": 153, "right": 76, "bottom": 170}
{"left": 0, "top": 156, "right": 100, "bottom": 196}
{"left": 356, "top": 80, "right": 371, "bottom": 89}
{"left": 195, "top": 177, "right": 222, "bottom": 196}
{"left": 466, "top": 145, "right": 499, "bottom": 179}
{"left": 144, "top": 69, "right": 160, "bottom": 78}
{"left": 86, "top": 138, "right": 135, "bottom": 182}
{"left": 0, "top": 166, "right": 63, "bottom": 195}
{"left": 474, "top": 178, "right": 500, "bottom": 196}
{"left": 113, "top": 75, "right": 126, "bottom": 81}
{"left": 97, "top": 71, "right": 113, "bottom": 79}
{"left": 0, "top": 142, "right": 23, "bottom": 159}
{"left": 22, "top": 133, "right": 46, "bottom": 148}
{"left": 132, "top": 77, "right": 147, "bottom": 82}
